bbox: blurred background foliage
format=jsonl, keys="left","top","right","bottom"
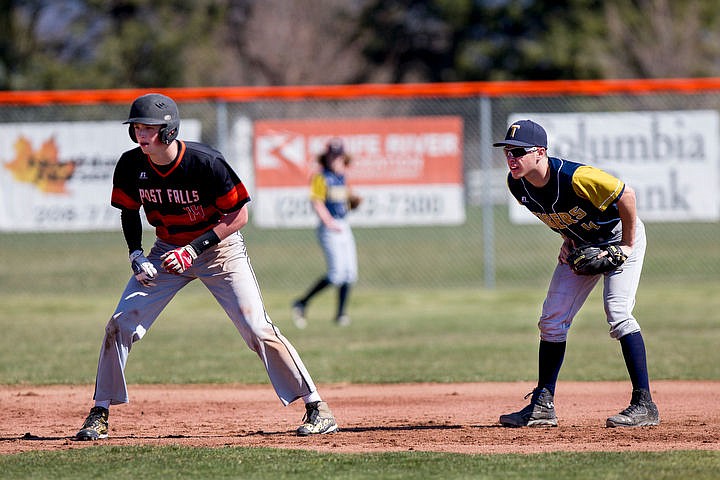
{"left": 2, "top": 0, "right": 720, "bottom": 91}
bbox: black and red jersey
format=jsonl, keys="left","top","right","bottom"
{"left": 111, "top": 140, "right": 250, "bottom": 245}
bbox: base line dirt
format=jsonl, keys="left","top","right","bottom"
{"left": 1, "top": 380, "right": 718, "bottom": 455}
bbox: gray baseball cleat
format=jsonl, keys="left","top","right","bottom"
{"left": 500, "top": 387, "right": 558, "bottom": 427}
{"left": 606, "top": 388, "right": 660, "bottom": 427}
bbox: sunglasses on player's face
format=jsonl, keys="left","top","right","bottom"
{"left": 504, "top": 146, "right": 538, "bottom": 158}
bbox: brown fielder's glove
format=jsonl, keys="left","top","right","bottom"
{"left": 348, "top": 194, "right": 362, "bottom": 210}
{"left": 567, "top": 244, "right": 627, "bottom": 276}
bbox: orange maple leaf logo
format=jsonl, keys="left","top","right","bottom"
{"left": 4, "top": 136, "right": 76, "bottom": 193}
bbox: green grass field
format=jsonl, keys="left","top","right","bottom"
{"left": 2, "top": 283, "right": 719, "bottom": 386}
{"left": 2, "top": 447, "right": 719, "bottom": 480}
{"left": 1, "top": 212, "right": 718, "bottom": 478}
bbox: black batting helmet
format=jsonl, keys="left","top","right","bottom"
{"left": 124, "top": 93, "right": 180, "bottom": 144}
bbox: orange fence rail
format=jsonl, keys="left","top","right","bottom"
{"left": 3, "top": 78, "right": 720, "bottom": 105}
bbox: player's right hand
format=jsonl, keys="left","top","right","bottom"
{"left": 129, "top": 249, "right": 157, "bottom": 287}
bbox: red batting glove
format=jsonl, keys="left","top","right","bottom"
{"left": 160, "top": 245, "right": 198, "bottom": 274}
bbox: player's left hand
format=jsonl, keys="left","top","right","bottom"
{"left": 567, "top": 244, "right": 628, "bottom": 276}
{"left": 130, "top": 249, "right": 158, "bottom": 287}
{"left": 160, "top": 245, "right": 198, "bottom": 274}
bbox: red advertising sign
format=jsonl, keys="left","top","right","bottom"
{"left": 254, "top": 117, "right": 463, "bottom": 187}
{"left": 252, "top": 117, "right": 464, "bottom": 228}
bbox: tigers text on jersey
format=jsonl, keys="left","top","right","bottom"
{"left": 507, "top": 157, "right": 625, "bottom": 245}
{"left": 310, "top": 169, "right": 349, "bottom": 219}
{"left": 111, "top": 140, "right": 250, "bottom": 245}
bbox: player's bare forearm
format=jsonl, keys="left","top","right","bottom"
{"left": 312, "top": 199, "right": 340, "bottom": 230}
{"left": 162, "top": 206, "right": 249, "bottom": 274}
{"left": 212, "top": 205, "right": 249, "bottom": 240}
{"left": 616, "top": 187, "right": 637, "bottom": 253}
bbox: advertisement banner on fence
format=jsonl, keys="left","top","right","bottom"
{"left": 253, "top": 117, "right": 465, "bottom": 228}
{"left": 505, "top": 110, "right": 720, "bottom": 223}
{"left": 0, "top": 120, "right": 201, "bottom": 232}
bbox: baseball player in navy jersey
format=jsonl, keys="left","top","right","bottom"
{"left": 493, "top": 119, "right": 659, "bottom": 428}
{"left": 75, "top": 93, "right": 337, "bottom": 440}
{"left": 292, "top": 138, "right": 359, "bottom": 328}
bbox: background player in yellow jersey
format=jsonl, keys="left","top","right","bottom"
{"left": 493, "top": 119, "right": 659, "bottom": 428}
{"left": 292, "top": 138, "right": 360, "bottom": 328}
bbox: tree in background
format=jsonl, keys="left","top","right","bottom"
{"left": 598, "top": 0, "right": 720, "bottom": 78}
{"left": 0, "top": 0, "right": 190, "bottom": 89}
{"left": 220, "top": 0, "right": 370, "bottom": 86}
{"left": 358, "top": 0, "right": 720, "bottom": 81}
{"left": 356, "top": 0, "right": 460, "bottom": 83}
{"left": 1, "top": 0, "right": 720, "bottom": 90}
{"left": 0, "top": 0, "right": 37, "bottom": 90}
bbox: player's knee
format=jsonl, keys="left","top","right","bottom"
{"left": 234, "top": 312, "right": 278, "bottom": 348}
{"left": 246, "top": 328, "right": 284, "bottom": 355}
{"left": 328, "top": 270, "right": 355, "bottom": 285}
{"left": 538, "top": 316, "right": 571, "bottom": 342}
{"left": 540, "top": 331, "right": 568, "bottom": 343}
{"left": 104, "top": 312, "right": 146, "bottom": 345}
{"left": 104, "top": 313, "right": 121, "bottom": 339}
{"left": 609, "top": 319, "right": 641, "bottom": 339}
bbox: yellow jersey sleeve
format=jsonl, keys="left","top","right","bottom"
{"left": 309, "top": 174, "right": 327, "bottom": 202}
{"left": 571, "top": 165, "right": 624, "bottom": 212}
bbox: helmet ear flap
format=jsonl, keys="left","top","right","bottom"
{"left": 159, "top": 123, "right": 179, "bottom": 144}
{"left": 128, "top": 123, "right": 178, "bottom": 144}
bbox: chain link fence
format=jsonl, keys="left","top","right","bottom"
{"left": 0, "top": 86, "right": 718, "bottom": 294}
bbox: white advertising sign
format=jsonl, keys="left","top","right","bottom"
{"left": 254, "top": 185, "right": 465, "bottom": 228}
{"left": 0, "top": 120, "right": 201, "bottom": 231}
{"left": 506, "top": 111, "right": 720, "bottom": 223}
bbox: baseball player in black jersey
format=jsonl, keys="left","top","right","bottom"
{"left": 493, "top": 119, "right": 659, "bottom": 428}
{"left": 75, "top": 93, "right": 337, "bottom": 440}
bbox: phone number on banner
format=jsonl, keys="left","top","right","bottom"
{"left": 254, "top": 185, "right": 466, "bottom": 228}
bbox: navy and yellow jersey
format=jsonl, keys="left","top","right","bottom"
{"left": 310, "top": 169, "right": 349, "bottom": 220}
{"left": 507, "top": 157, "right": 625, "bottom": 246}
{"left": 111, "top": 140, "right": 250, "bottom": 245}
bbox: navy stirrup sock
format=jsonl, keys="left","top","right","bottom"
{"left": 620, "top": 331, "right": 651, "bottom": 392}
{"left": 538, "top": 340, "right": 566, "bottom": 394}
{"left": 337, "top": 282, "right": 350, "bottom": 317}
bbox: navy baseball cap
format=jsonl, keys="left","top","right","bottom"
{"left": 324, "top": 137, "right": 346, "bottom": 160}
{"left": 493, "top": 120, "right": 547, "bottom": 148}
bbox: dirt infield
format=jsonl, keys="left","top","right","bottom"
{"left": 2, "top": 380, "right": 718, "bottom": 455}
